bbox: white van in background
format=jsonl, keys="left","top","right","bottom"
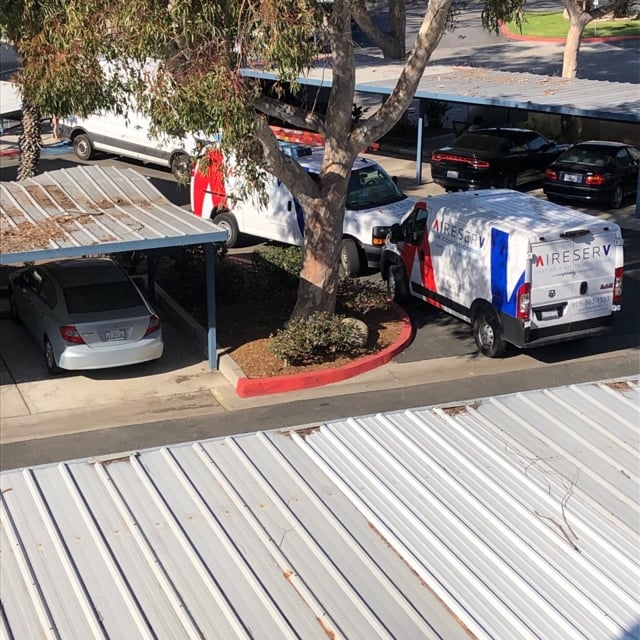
{"left": 191, "top": 137, "right": 415, "bottom": 276}
{"left": 57, "top": 111, "right": 197, "bottom": 180}
{"left": 381, "top": 189, "right": 624, "bottom": 357}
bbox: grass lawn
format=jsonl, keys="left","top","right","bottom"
{"left": 506, "top": 11, "right": 640, "bottom": 38}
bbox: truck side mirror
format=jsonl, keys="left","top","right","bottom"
{"left": 389, "top": 223, "right": 402, "bottom": 243}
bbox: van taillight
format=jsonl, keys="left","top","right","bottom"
{"left": 516, "top": 283, "right": 531, "bottom": 320}
{"left": 60, "top": 325, "right": 85, "bottom": 344}
{"left": 613, "top": 267, "right": 623, "bottom": 304}
{"left": 144, "top": 314, "right": 161, "bottom": 336}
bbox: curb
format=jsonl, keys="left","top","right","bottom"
{"left": 235, "top": 303, "right": 414, "bottom": 398}
{"left": 499, "top": 21, "right": 640, "bottom": 43}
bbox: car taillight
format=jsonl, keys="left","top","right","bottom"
{"left": 472, "top": 159, "right": 490, "bottom": 169}
{"left": 516, "top": 282, "right": 531, "bottom": 320}
{"left": 60, "top": 325, "right": 85, "bottom": 344}
{"left": 585, "top": 173, "right": 606, "bottom": 186}
{"left": 431, "top": 152, "right": 489, "bottom": 169}
{"left": 544, "top": 168, "right": 557, "bottom": 180}
{"left": 144, "top": 314, "right": 161, "bottom": 336}
{"left": 613, "top": 267, "right": 623, "bottom": 305}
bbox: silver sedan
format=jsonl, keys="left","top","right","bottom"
{"left": 9, "top": 258, "right": 163, "bottom": 374}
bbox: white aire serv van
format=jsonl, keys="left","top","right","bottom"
{"left": 380, "top": 189, "right": 624, "bottom": 357}
{"left": 57, "top": 111, "right": 197, "bottom": 181}
{"left": 190, "top": 139, "right": 415, "bottom": 276}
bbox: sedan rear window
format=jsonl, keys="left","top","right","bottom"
{"left": 63, "top": 281, "right": 143, "bottom": 313}
{"left": 454, "top": 134, "right": 511, "bottom": 153}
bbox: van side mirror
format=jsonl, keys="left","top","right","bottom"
{"left": 389, "top": 223, "right": 402, "bottom": 243}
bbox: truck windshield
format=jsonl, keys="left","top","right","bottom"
{"left": 346, "top": 165, "right": 405, "bottom": 210}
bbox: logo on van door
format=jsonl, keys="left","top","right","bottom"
{"left": 534, "top": 244, "right": 611, "bottom": 267}
{"left": 432, "top": 217, "right": 486, "bottom": 250}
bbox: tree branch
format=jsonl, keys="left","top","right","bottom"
{"left": 253, "top": 94, "right": 326, "bottom": 135}
{"left": 253, "top": 118, "right": 320, "bottom": 199}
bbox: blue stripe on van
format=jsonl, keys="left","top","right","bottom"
{"left": 490, "top": 228, "right": 524, "bottom": 316}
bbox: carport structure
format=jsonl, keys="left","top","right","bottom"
{"left": 0, "top": 165, "right": 228, "bottom": 369}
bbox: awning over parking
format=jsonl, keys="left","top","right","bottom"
{"left": 0, "top": 165, "right": 227, "bottom": 368}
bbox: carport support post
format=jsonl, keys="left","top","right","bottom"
{"left": 415, "top": 100, "right": 424, "bottom": 185}
{"left": 204, "top": 243, "right": 218, "bottom": 370}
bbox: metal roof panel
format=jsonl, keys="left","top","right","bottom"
{"left": 2, "top": 378, "right": 638, "bottom": 639}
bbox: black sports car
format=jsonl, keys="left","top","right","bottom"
{"left": 430, "top": 128, "right": 569, "bottom": 191}
{"left": 542, "top": 141, "right": 640, "bottom": 209}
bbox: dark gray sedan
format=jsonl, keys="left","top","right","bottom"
{"left": 542, "top": 141, "right": 640, "bottom": 209}
{"left": 9, "top": 258, "right": 163, "bottom": 374}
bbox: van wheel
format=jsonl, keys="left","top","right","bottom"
{"left": 387, "top": 264, "right": 409, "bottom": 304}
{"left": 339, "top": 239, "right": 361, "bottom": 277}
{"left": 171, "top": 153, "right": 192, "bottom": 181}
{"left": 214, "top": 212, "right": 239, "bottom": 247}
{"left": 609, "top": 184, "right": 623, "bottom": 209}
{"left": 473, "top": 309, "right": 507, "bottom": 358}
{"left": 44, "top": 337, "right": 62, "bottom": 375}
{"left": 73, "top": 134, "right": 94, "bottom": 161}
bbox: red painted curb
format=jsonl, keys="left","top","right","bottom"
{"left": 235, "top": 302, "right": 414, "bottom": 398}
{"left": 0, "top": 148, "right": 19, "bottom": 157}
{"left": 499, "top": 21, "right": 640, "bottom": 43}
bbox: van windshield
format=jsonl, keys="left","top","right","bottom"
{"left": 346, "top": 165, "right": 405, "bottom": 210}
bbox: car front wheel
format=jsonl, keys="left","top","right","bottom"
{"left": 386, "top": 264, "right": 410, "bottom": 304}
{"left": 339, "top": 239, "right": 361, "bottom": 278}
{"left": 213, "top": 212, "right": 240, "bottom": 247}
{"left": 171, "top": 153, "right": 192, "bottom": 181}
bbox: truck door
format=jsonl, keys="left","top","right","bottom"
{"left": 529, "top": 229, "right": 621, "bottom": 329}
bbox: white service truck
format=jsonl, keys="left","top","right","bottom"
{"left": 380, "top": 189, "right": 624, "bottom": 356}
{"left": 190, "top": 139, "right": 415, "bottom": 276}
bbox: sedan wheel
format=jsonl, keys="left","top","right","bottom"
{"left": 44, "top": 337, "right": 62, "bottom": 375}
{"left": 609, "top": 184, "right": 623, "bottom": 209}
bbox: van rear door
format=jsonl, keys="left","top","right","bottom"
{"left": 529, "top": 228, "right": 621, "bottom": 329}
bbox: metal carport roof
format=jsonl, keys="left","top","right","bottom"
{"left": 244, "top": 62, "right": 640, "bottom": 123}
{"left": 1, "top": 377, "right": 638, "bottom": 639}
{"left": 0, "top": 165, "right": 227, "bottom": 368}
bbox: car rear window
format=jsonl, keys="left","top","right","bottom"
{"left": 454, "top": 134, "right": 511, "bottom": 153}
{"left": 63, "top": 281, "right": 144, "bottom": 313}
{"left": 560, "top": 147, "right": 613, "bottom": 166}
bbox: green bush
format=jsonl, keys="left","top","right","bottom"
{"left": 337, "top": 278, "right": 388, "bottom": 315}
{"left": 270, "top": 311, "right": 365, "bottom": 365}
{"left": 254, "top": 245, "right": 303, "bottom": 276}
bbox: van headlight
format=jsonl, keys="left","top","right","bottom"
{"left": 372, "top": 226, "right": 390, "bottom": 246}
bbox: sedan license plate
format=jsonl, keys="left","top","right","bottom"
{"left": 105, "top": 328, "right": 126, "bottom": 341}
{"left": 562, "top": 173, "right": 582, "bottom": 183}
{"left": 446, "top": 170, "right": 459, "bottom": 178}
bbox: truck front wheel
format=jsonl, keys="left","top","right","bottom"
{"left": 473, "top": 309, "right": 507, "bottom": 358}
{"left": 340, "top": 239, "right": 361, "bottom": 277}
{"left": 214, "top": 212, "right": 240, "bottom": 247}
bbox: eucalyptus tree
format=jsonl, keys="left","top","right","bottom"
{"left": 17, "top": 0, "right": 522, "bottom": 318}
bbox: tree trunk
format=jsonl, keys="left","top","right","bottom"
{"left": 561, "top": 0, "right": 593, "bottom": 78}
{"left": 17, "top": 101, "right": 42, "bottom": 181}
{"left": 352, "top": 0, "right": 406, "bottom": 59}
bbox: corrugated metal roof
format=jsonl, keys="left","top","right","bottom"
{"left": 0, "top": 165, "right": 227, "bottom": 265}
{"left": 244, "top": 63, "right": 640, "bottom": 123}
{"left": 1, "top": 378, "right": 638, "bottom": 640}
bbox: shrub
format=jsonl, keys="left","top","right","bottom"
{"left": 337, "top": 278, "right": 389, "bottom": 315}
{"left": 270, "top": 311, "right": 365, "bottom": 366}
{"left": 254, "top": 245, "right": 302, "bottom": 276}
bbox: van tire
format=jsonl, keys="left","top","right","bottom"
{"left": 171, "top": 153, "right": 191, "bottom": 181}
{"left": 473, "top": 309, "right": 507, "bottom": 358}
{"left": 73, "top": 134, "right": 94, "bottom": 161}
{"left": 387, "top": 264, "right": 409, "bottom": 304}
{"left": 214, "top": 212, "right": 239, "bottom": 247}
{"left": 609, "top": 184, "right": 623, "bottom": 209}
{"left": 340, "top": 239, "right": 361, "bottom": 277}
